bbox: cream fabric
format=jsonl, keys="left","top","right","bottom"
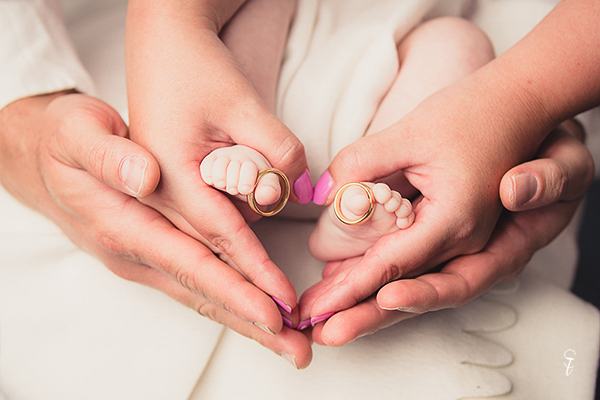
{"left": 191, "top": 219, "right": 600, "bottom": 400}
{"left": 0, "top": 0, "right": 95, "bottom": 110}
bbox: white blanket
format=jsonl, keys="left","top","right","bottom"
{"left": 1, "top": 0, "right": 598, "bottom": 399}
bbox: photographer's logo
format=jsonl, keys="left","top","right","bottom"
{"left": 564, "top": 349, "right": 576, "bottom": 376}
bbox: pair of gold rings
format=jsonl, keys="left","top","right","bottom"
{"left": 248, "top": 170, "right": 375, "bottom": 225}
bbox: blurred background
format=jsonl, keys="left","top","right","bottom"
{"left": 572, "top": 179, "right": 600, "bottom": 399}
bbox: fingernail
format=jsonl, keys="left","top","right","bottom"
{"left": 513, "top": 173, "right": 538, "bottom": 207}
{"left": 253, "top": 322, "right": 276, "bottom": 336}
{"left": 271, "top": 296, "right": 292, "bottom": 314}
{"left": 282, "top": 315, "right": 294, "bottom": 329}
{"left": 313, "top": 171, "right": 334, "bottom": 205}
{"left": 280, "top": 352, "right": 299, "bottom": 369}
{"left": 297, "top": 319, "right": 312, "bottom": 331}
{"left": 120, "top": 156, "right": 147, "bottom": 196}
{"left": 310, "top": 312, "right": 335, "bottom": 325}
{"left": 379, "top": 304, "right": 423, "bottom": 313}
{"left": 294, "top": 169, "right": 313, "bottom": 204}
{"left": 380, "top": 305, "right": 408, "bottom": 311}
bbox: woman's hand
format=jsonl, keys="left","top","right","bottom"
{"left": 125, "top": 0, "right": 310, "bottom": 315}
{"left": 301, "top": 116, "right": 593, "bottom": 346}
{"left": 0, "top": 92, "right": 313, "bottom": 368}
{"left": 298, "top": 0, "right": 599, "bottom": 345}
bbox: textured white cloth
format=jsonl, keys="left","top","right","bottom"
{"left": 0, "top": 0, "right": 598, "bottom": 399}
{"left": 192, "top": 219, "right": 600, "bottom": 400}
{"left": 0, "top": 0, "right": 95, "bottom": 110}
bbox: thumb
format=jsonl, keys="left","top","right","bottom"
{"left": 313, "top": 131, "right": 408, "bottom": 205}
{"left": 50, "top": 95, "right": 160, "bottom": 198}
{"left": 229, "top": 106, "right": 313, "bottom": 204}
{"left": 500, "top": 120, "right": 594, "bottom": 211}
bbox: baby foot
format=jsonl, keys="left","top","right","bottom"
{"left": 200, "top": 145, "right": 282, "bottom": 207}
{"left": 309, "top": 182, "right": 414, "bottom": 262}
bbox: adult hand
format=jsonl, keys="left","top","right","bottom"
{"left": 0, "top": 92, "right": 312, "bottom": 368}
{"left": 301, "top": 114, "right": 593, "bottom": 346}
{"left": 125, "top": 0, "right": 310, "bottom": 319}
{"left": 299, "top": 0, "right": 599, "bottom": 345}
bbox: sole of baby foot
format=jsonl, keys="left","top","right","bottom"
{"left": 309, "top": 182, "right": 415, "bottom": 261}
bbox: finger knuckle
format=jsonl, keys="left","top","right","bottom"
{"left": 273, "top": 135, "right": 305, "bottom": 170}
{"left": 87, "top": 137, "right": 112, "bottom": 180}
{"left": 543, "top": 160, "right": 567, "bottom": 200}
{"left": 336, "top": 144, "right": 364, "bottom": 172}
{"left": 174, "top": 267, "right": 203, "bottom": 297}
{"left": 383, "top": 262, "right": 403, "bottom": 284}
{"left": 207, "top": 234, "right": 234, "bottom": 256}
{"left": 452, "top": 219, "right": 489, "bottom": 254}
{"left": 93, "top": 224, "right": 145, "bottom": 267}
{"left": 195, "top": 300, "right": 218, "bottom": 320}
{"left": 95, "top": 229, "right": 127, "bottom": 257}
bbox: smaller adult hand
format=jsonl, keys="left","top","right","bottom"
{"left": 0, "top": 92, "right": 312, "bottom": 368}
{"left": 125, "top": 1, "right": 308, "bottom": 319}
{"left": 305, "top": 121, "right": 593, "bottom": 346}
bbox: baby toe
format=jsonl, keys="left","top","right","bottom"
{"left": 395, "top": 198, "right": 413, "bottom": 219}
{"left": 200, "top": 155, "right": 217, "bottom": 185}
{"left": 383, "top": 191, "right": 402, "bottom": 212}
{"left": 238, "top": 160, "right": 259, "bottom": 195}
{"left": 211, "top": 156, "right": 230, "bottom": 190}
{"left": 396, "top": 212, "right": 415, "bottom": 229}
{"left": 373, "top": 183, "right": 392, "bottom": 204}
{"left": 255, "top": 172, "right": 282, "bottom": 205}
{"left": 226, "top": 159, "right": 242, "bottom": 195}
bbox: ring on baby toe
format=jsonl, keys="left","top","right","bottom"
{"left": 248, "top": 168, "right": 290, "bottom": 217}
{"left": 333, "top": 182, "right": 376, "bottom": 225}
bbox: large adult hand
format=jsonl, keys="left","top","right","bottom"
{"left": 125, "top": 0, "right": 310, "bottom": 320}
{"left": 0, "top": 92, "right": 312, "bottom": 368}
{"left": 301, "top": 117, "right": 593, "bottom": 346}
{"left": 299, "top": 0, "right": 599, "bottom": 345}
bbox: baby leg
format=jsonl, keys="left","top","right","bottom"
{"left": 309, "top": 17, "right": 494, "bottom": 261}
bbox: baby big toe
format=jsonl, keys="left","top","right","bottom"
{"left": 341, "top": 185, "right": 372, "bottom": 218}
{"left": 254, "top": 173, "right": 282, "bottom": 205}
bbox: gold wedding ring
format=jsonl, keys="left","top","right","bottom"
{"left": 247, "top": 168, "right": 290, "bottom": 217}
{"left": 333, "top": 182, "right": 376, "bottom": 225}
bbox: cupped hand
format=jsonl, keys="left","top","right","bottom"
{"left": 0, "top": 92, "right": 312, "bottom": 368}
{"left": 300, "top": 95, "right": 593, "bottom": 346}
{"left": 125, "top": 1, "right": 310, "bottom": 318}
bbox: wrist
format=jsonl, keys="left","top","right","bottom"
{"left": 126, "top": 0, "right": 246, "bottom": 33}
{"left": 0, "top": 91, "right": 71, "bottom": 209}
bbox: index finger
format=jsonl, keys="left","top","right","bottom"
{"left": 163, "top": 181, "right": 299, "bottom": 313}
{"left": 376, "top": 198, "right": 579, "bottom": 313}
{"left": 300, "top": 199, "right": 466, "bottom": 320}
